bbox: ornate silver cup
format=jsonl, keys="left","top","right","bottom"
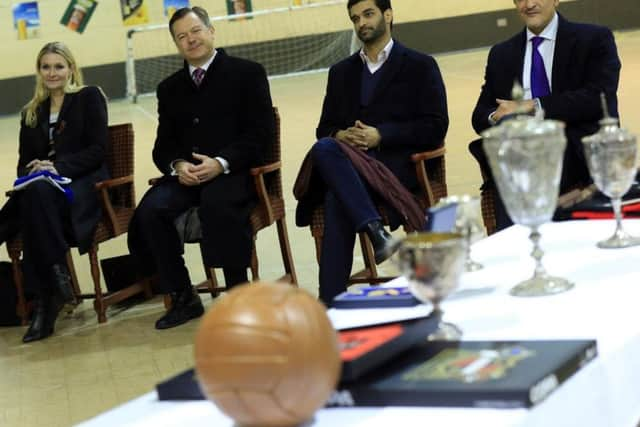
{"left": 582, "top": 97, "right": 640, "bottom": 248}
{"left": 438, "top": 195, "right": 485, "bottom": 271}
{"left": 396, "top": 232, "right": 466, "bottom": 340}
{"left": 481, "top": 86, "right": 574, "bottom": 297}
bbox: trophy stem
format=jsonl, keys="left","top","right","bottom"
{"left": 509, "top": 226, "right": 575, "bottom": 297}
{"left": 596, "top": 197, "right": 640, "bottom": 248}
{"left": 427, "top": 306, "right": 462, "bottom": 341}
{"left": 529, "top": 226, "right": 547, "bottom": 278}
{"left": 464, "top": 226, "right": 483, "bottom": 272}
{"left": 612, "top": 197, "right": 624, "bottom": 234}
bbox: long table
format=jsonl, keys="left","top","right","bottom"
{"left": 79, "top": 220, "right": 640, "bottom": 427}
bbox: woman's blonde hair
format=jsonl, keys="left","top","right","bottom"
{"left": 23, "top": 42, "right": 84, "bottom": 128}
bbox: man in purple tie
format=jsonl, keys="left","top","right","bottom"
{"left": 128, "top": 6, "right": 275, "bottom": 329}
{"left": 469, "top": 0, "right": 621, "bottom": 230}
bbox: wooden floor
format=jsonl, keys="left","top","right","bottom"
{"left": 0, "top": 29, "right": 639, "bottom": 426}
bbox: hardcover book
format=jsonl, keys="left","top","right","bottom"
{"left": 332, "top": 286, "right": 420, "bottom": 309}
{"left": 339, "top": 314, "right": 440, "bottom": 381}
{"left": 327, "top": 340, "right": 597, "bottom": 409}
{"left": 156, "top": 315, "right": 441, "bottom": 401}
{"left": 156, "top": 368, "right": 202, "bottom": 401}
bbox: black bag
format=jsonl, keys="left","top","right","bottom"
{"left": 101, "top": 254, "right": 147, "bottom": 292}
{"left": 100, "top": 254, "right": 158, "bottom": 302}
{"left": 0, "top": 261, "right": 21, "bottom": 327}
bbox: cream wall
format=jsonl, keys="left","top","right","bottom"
{"left": 0, "top": 0, "right": 573, "bottom": 80}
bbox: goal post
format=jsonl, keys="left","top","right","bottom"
{"left": 125, "top": 0, "right": 358, "bottom": 102}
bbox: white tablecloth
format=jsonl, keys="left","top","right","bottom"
{"left": 79, "top": 220, "right": 640, "bottom": 427}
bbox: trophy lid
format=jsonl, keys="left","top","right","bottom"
{"left": 582, "top": 93, "right": 634, "bottom": 144}
{"left": 481, "top": 81, "right": 565, "bottom": 142}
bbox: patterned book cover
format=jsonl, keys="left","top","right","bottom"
{"left": 327, "top": 340, "right": 597, "bottom": 408}
{"left": 332, "top": 286, "right": 420, "bottom": 309}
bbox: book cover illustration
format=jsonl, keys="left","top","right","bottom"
{"left": 402, "top": 344, "right": 535, "bottom": 384}
{"left": 332, "top": 286, "right": 420, "bottom": 309}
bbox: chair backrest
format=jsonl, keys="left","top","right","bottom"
{"left": 107, "top": 123, "right": 134, "bottom": 178}
{"left": 106, "top": 123, "right": 135, "bottom": 208}
{"left": 264, "top": 107, "right": 283, "bottom": 200}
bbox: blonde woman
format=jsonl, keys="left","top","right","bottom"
{"left": 1, "top": 42, "right": 108, "bottom": 342}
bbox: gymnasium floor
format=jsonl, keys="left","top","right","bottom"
{"left": 0, "top": 29, "right": 639, "bottom": 426}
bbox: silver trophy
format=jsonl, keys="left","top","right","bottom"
{"left": 481, "top": 83, "right": 574, "bottom": 297}
{"left": 582, "top": 95, "right": 640, "bottom": 248}
{"left": 396, "top": 232, "right": 466, "bottom": 339}
{"left": 438, "top": 195, "right": 485, "bottom": 271}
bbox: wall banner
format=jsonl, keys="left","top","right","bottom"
{"left": 12, "top": 2, "right": 40, "bottom": 40}
{"left": 60, "top": 0, "right": 98, "bottom": 34}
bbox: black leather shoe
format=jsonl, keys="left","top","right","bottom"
{"left": 51, "top": 263, "right": 76, "bottom": 308}
{"left": 155, "top": 287, "right": 205, "bottom": 330}
{"left": 22, "top": 296, "right": 62, "bottom": 343}
{"left": 363, "top": 220, "right": 400, "bottom": 265}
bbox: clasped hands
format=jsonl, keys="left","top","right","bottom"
{"left": 335, "top": 120, "right": 381, "bottom": 151}
{"left": 175, "top": 153, "right": 223, "bottom": 186}
{"left": 27, "top": 159, "right": 58, "bottom": 175}
{"left": 491, "top": 98, "right": 536, "bottom": 123}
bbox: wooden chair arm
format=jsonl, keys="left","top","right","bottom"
{"left": 250, "top": 161, "right": 281, "bottom": 176}
{"left": 95, "top": 175, "right": 134, "bottom": 236}
{"left": 250, "top": 161, "right": 281, "bottom": 225}
{"left": 95, "top": 175, "right": 134, "bottom": 191}
{"left": 410, "top": 146, "right": 446, "bottom": 163}
{"left": 253, "top": 173, "right": 275, "bottom": 225}
{"left": 148, "top": 177, "right": 161, "bottom": 186}
{"left": 411, "top": 147, "right": 446, "bottom": 207}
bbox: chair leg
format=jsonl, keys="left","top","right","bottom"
{"left": 313, "top": 233, "right": 323, "bottom": 265}
{"left": 250, "top": 239, "right": 259, "bottom": 281}
{"left": 276, "top": 218, "right": 297, "bottom": 286}
{"left": 88, "top": 246, "right": 107, "bottom": 323}
{"left": 9, "top": 250, "right": 28, "bottom": 326}
{"left": 206, "top": 267, "right": 222, "bottom": 298}
{"left": 65, "top": 252, "right": 82, "bottom": 313}
{"left": 358, "top": 232, "right": 378, "bottom": 281}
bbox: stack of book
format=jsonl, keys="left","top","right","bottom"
{"left": 328, "top": 286, "right": 597, "bottom": 408}
{"left": 157, "top": 290, "right": 597, "bottom": 409}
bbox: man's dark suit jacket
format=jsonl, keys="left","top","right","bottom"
{"left": 318, "top": 41, "right": 448, "bottom": 190}
{"left": 152, "top": 49, "right": 274, "bottom": 174}
{"left": 471, "top": 14, "right": 621, "bottom": 192}
{"left": 10, "top": 86, "right": 109, "bottom": 253}
{"left": 296, "top": 41, "right": 448, "bottom": 226}
{"left": 129, "top": 49, "right": 274, "bottom": 268}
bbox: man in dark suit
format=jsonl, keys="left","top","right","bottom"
{"left": 306, "top": 0, "right": 448, "bottom": 304}
{"left": 128, "top": 6, "right": 274, "bottom": 329}
{"left": 470, "top": 0, "right": 621, "bottom": 230}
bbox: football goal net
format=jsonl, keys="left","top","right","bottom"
{"left": 125, "top": 0, "right": 357, "bottom": 102}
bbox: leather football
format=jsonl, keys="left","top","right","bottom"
{"left": 194, "top": 281, "right": 341, "bottom": 426}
